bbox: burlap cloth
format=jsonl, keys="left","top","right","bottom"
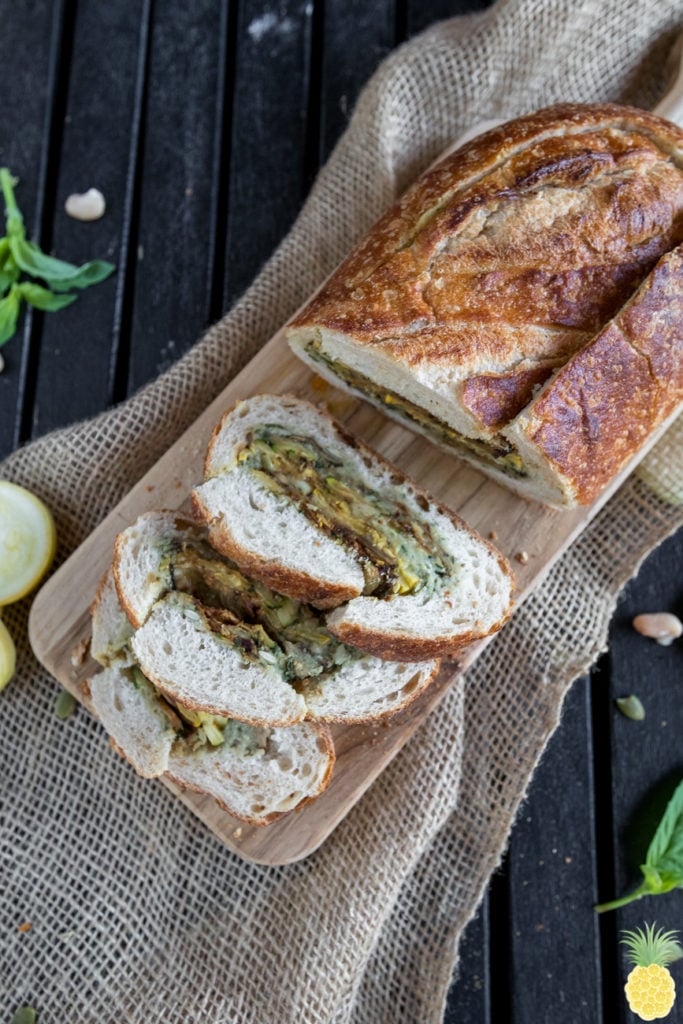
{"left": 2, "top": 1, "right": 683, "bottom": 1020}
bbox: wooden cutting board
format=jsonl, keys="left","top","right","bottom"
{"left": 28, "top": 80, "right": 683, "bottom": 865}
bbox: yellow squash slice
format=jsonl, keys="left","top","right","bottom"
{"left": 0, "top": 618, "right": 16, "bottom": 691}
{"left": 0, "top": 481, "right": 56, "bottom": 605}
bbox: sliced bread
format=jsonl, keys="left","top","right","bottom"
{"left": 114, "top": 510, "right": 440, "bottom": 724}
{"left": 192, "top": 394, "right": 514, "bottom": 659}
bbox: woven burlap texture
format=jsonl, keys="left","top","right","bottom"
{"left": 2, "top": 1, "right": 683, "bottom": 1020}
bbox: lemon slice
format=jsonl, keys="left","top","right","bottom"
{"left": 0, "top": 481, "right": 57, "bottom": 605}
{"left": 0, "top": 618, "right": 16, "bottom": 690}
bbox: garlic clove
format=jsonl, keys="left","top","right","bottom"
{"left": 64, "top": 188, "right": 106, "bottom": 222}
{"left": 632, "top": 612, "right": 682, "bottom": 645}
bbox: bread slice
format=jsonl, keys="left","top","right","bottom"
{"left": 114, "top": 510, "right": 440, "bottom": 723}
{"left": 131, "top": 591, "right": 308, "bottom": 725}
{"left": 167, "top": 719, "right": 334, "bottom": 825}
{"left": 286, "top": 104, "right": 683, "bottom": 508}
{"left": 113, "top": 510, "right": 198, "bottom": 629}
{"left": 89, "top": 663, "right": 177, "bottom": 778}
{"left": 90, "top": 568, "right": 134, "bottom": 666}
{"left": 191, "top": 394, "right": 513, "bottom": 659}
{"left": 88, "top": 662, "right": 334, "bottom": 825}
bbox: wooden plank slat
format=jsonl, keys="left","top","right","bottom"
{"left": 126, "top": 0, "right": 228, "bottom": 392}
{"left": 599, "top": 533, "right": 683, "bottom": 1022}
{"left": 506, "top": 676, "right": 603, "bottom": 1023}
{"left": 0, "top": 0, "right": 66, "bottom": 457}
{"left": 319, "top": 0, "right": 395, "bottom": 162}
{"left": 222, "top": 0, "right": 314, "bottom": 311}
{"left": 406, "top": 0, "right": 493, "bottom": 37}
{"left": 28, "top": 0, "right": 151, "bottom": 437}
{"left": 444, "top": 898, "right": 490, "bottom": 1023}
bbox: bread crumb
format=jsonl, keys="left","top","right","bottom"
{"left": 515, "top": 550, "right": 529, "bottom": 565}
{"left": 232, "top": 827, "right": 243, "bottom": 839}
{"left": 488, "top": 531, "right": 498, "bottom": 541}
{"left": 145, "top": 484, "right": 155, "bottom": 492}
{"left": 70, "top": 638, "right": 89, "bottom": 667}
{"left": 17, "top": 921, "right": 32, "bottom": 933}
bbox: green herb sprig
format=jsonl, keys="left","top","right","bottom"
{"left": 0, "top": 168, "right": 114, "bottom": 347}
{"left": 596, "top": 778, "right": 683, "bottom": 912}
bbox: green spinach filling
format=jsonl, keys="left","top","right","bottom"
{"left": 304, "top": 339, "right": 528, "bottom": 479}
{"left": 130, "top": 665, "right": 267, "bottom": 754}
{"left": 237, "top": 427, "right": 450, "bottom": 598}
{"left": 160, "top": 536, "right": 363, "bottom": 685}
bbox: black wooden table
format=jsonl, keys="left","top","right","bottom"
{"left": 1, "top": 3, "right": 681, "bottom": 1021}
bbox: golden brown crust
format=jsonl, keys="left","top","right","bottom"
{"left": 289, "top": 102, "right": 683, "bottom": 473}
{"left": 292, "top": 104, "right": 683, "bottom": 355}
{"left": 112, "top": 538, "right": 142, "bottom": 630}
{"left": 327, "top": 604, "right": 512, "bottom": 661}
{"left": 461, "top": 363, "right": 558, "bottom": 430}
{"left": 514, "top": 243, "right": 683, "bottom": 505}
{"left": 165, "top": 723, "right": 335, "bottom": 827}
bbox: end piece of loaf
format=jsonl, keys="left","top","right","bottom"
{"left": 287, "top": 104, "right": 683, "bottom": 508}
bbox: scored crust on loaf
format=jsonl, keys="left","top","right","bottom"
{"left": 506, "top": 244, "right": 683, "bottom": 505}
{"left": 286, "top": 103, "right": 683, "bottom": 507}
{"left": 192, "top": 394, "right": 514, "bottom": 659}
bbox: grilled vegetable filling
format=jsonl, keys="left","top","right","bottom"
{"left": 160, "top": 535, "right": 363, "bottom": 683}
{"left": 304, "top": 339, "right": 528, "bottom": 479}
{"left": 236, "top": 427, "right": 451, "bottom": 598}
{"left": 129, "top": 664, "right": 269, "bottom": 753}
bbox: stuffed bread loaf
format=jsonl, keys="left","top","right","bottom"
{"left": 110, "top": 511, "right": 439, "bottom": 724}
{"left": 286, "top": 103, "right": 683, "bottom": 508}
{"left": 191, "top": 394, "right": 514, "bottom": 660}
{"left": 89, "top": 567, "right": 335, "bottom": 826}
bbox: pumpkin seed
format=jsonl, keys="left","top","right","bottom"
{"left": 615, "top": 695, "right": 645, "bottom": 721}
{"left": 55, "top": 689, "right": 76, "bottom": 720}
{"left": 12, "top": 1008, "right": 37, "bottom": 1024}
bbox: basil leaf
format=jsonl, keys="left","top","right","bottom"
{"left": 9, "top": 236, "right": 114, "bottom": 291}
{"left": 0, "top": 283, "right": 22, "bottom": 346}
{"left": 18, "top": 281, "right": 78, "bottom": 312}
{"left": 0, "top": 167, "right": 26, "bottom": 238}
{"left": 0, "top": 237, "right": 20, "bottom": 293}
{"left": 646, "top": 778, "right": 683, "bottom": 879}
{"left": 596, "top": 778, "right": 683, "bottom": 912}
